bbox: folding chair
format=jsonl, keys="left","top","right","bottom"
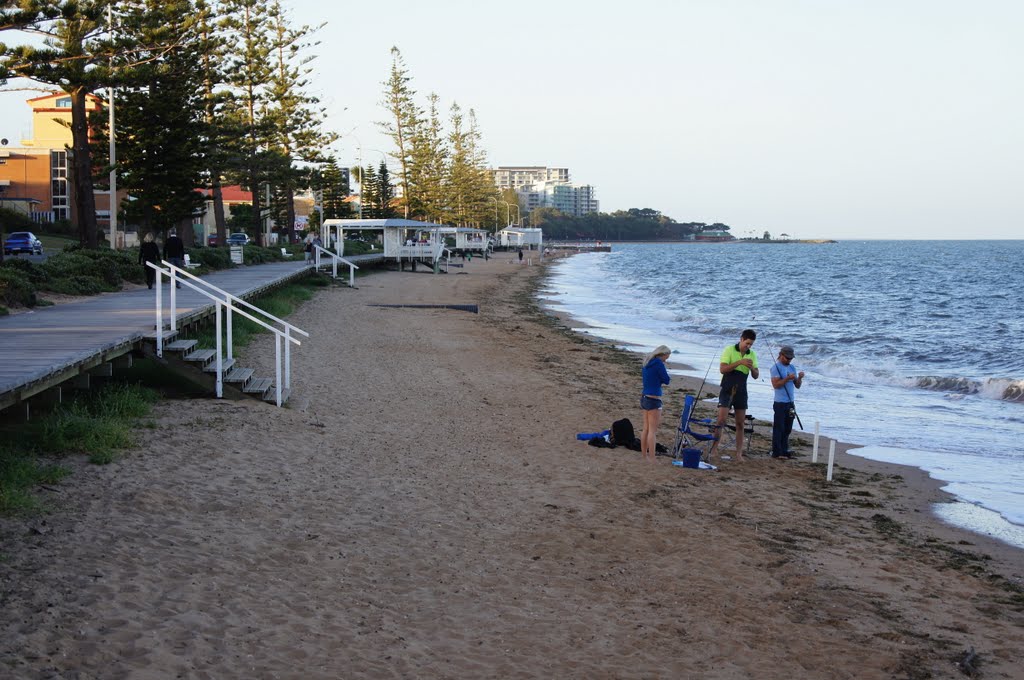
{"left": 672, "top": 394, "right": 718, "bottom": 460}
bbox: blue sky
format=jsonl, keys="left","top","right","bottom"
{"left": 2, "top": 0, "right": 1020, "bottom": 239}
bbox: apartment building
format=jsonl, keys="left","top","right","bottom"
{"left": 0, "top": 92, "right": 110, "bottom": 225}
{"left": 493, "top": 166, "right": 570, "bottom": 190}
{"left": 517, "top": 180, "right": 600, "bottom": 218}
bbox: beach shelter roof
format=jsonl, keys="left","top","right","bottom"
{"left": 322, "top": 218, "right": 447, "bottom": 230}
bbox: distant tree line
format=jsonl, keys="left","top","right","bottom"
{"left": 529, "top": 208, "right": 733, "bottom": 241}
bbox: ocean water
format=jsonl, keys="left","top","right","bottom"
{"left": 540, "top": 241, "right": 1024, "bottom": 549}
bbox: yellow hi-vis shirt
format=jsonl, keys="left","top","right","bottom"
{"left": 720, "top": 344, "right": 758, "bottom": 376}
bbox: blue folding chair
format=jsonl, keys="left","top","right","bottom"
{"left": 672, "top": 394, "right": 718, "bottom": 461}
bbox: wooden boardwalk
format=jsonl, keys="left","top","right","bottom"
{"left": 0, "top": 260, "right": 314, "bottom": 412}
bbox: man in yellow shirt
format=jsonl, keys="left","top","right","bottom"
{"left": 710, "top": 329, "right": 759, "bottom": 462}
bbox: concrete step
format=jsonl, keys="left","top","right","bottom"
{"left": 224, "top": 367, "right": 254, "bottom": 385}
{"left": 203, "top": 357, "right": 235, "bottom": 373}
{"left": 244, "top": 377, "right": 272, "bottom": 397}
{"left": 183, "top": 349, "right": 216, "bottom": 366}
{"left": 165, "top": 339, "right": 198, "bottom": 353}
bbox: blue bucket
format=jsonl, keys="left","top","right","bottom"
{"left": 681, "top": 448, "right": 702, "bottom": 469}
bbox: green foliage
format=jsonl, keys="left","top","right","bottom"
{"left": 525, "top": 208, "right": 734, "bottom": 241}
{"left": 241, "top": 244, "right": 289, "bottom": 265}
{"left": 0, "top": 444, "right": 71, "bottom": 515}
{"left": 0, "top": 384, "right": 158, "bottom": 514}
{"left": 0, "top": 267, "right": 38, "bottom": 307}
{"left": 186, "top": 246, "right": 233, "bottom": 270}
{"left": 0, "top": 207, "right": 37, "bottom": 232}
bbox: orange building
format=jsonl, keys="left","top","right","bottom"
{"left": 0, "top": 91, "right": 110, "bottom": 226}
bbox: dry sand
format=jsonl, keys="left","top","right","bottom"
{"left": 2, "top": 255, "right": 1023, "bottom": 679}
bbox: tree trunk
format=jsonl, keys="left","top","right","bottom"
{"left": 70, "top": 89, "right": 99, "bottom": 249}
{"left": 212, "top": 175, "right": 227, "bottom": 244}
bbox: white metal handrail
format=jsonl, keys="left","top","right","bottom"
{"left": 146, "top": 261, "right": 305, "bottom": 407}
{"left": 313, "top": 245, "right": 359, "bottom": 287}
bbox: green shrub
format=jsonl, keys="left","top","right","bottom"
{"left": 242, "top": 245, "right": 287, "bottom": 265}
{"left": 1, "top": 257, "right": 50, "bottom": 286}
{"left": 44, "top": 275, "right": 111, "bottom": 296}
{"left": 0, "top": 207, "right": 36, "bottom": 232}
{"left": 188, "top": 246, "right": 232, "bottom": 269}
{"left": 0, "top": 268, "right": 37, "bottom": 307}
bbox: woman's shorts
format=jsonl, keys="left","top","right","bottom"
{"left": 640, "top": 396, "right": 663, "bottom": 411}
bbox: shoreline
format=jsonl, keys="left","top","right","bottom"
{"left": 539, "top": 254, "right": 1024, "bottom": 560}
{"left": 1, "top": 256, "right": 1022, "bottom": 677}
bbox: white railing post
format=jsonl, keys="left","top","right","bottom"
{"left": 332, "top": 256, "right": 337, "bottom": 279}
{"left": 349, "top": 262, "right": 355, "bottom": 288}
{"left": 155, "top": 265, "right": 163, "bottom": 358}
{"left": 275, "top": 334, "right": 282, "bottom": 407}
{"left": 170, "top": 273, "right": 177, "bottom": 332}
{"left": 224, "top": 293, "right": 233, "bottom": 361}
{"left": 285, "top": 327, "right": 292, "bottom": 389}
{"left": 214, "top": 300, "right": 223, "bottom": 398}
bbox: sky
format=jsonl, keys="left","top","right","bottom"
{"left": 1, "top": 0, "right": 1021, "bottom": 239}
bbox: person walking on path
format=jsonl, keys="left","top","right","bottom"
{"left": 709, "top": 329, "right": 759, "bottom": 462}
{"left": 163, "top": 229, "right": 185, "bottom": 288}
{"left": 518, "top": 248, "right": 523, "bottom": 263}
{"left": 139, "top": 233, "right": 161, "bottom": 290}
{"left": 303, "top": 233, "right": 314, "bottom": 263}
{"left": 640, "top": 345, "right": 672, "bottom": 464}
{"left": 770, "top": 345, "right": 804, "bottom": 458}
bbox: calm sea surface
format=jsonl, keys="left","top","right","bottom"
{"left": 540, "top": 241, "right": 1024, "bottom": 548}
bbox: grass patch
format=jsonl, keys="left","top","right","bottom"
{"left": 193, "top": 278, "right": 320, "bottom": 353}
{"left": 0, "top": 384, "right": 159, "bottom": 515}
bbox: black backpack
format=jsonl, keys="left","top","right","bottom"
{"left": 610, "top": 418, "right": 635, "bottom": 446}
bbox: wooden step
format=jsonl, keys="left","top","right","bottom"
{"left": 145, "top": 330, "right": 178, "bottom": 342}
{"left": 203, "top": 357, "right": 235, "bottom": 373}
{"left": 243, "top": 377, "right": 272, "bottom": 397}
{"left": 264, "top": 387, "right": 290, "bottom": 405}
{"left": 183, "top": 349, "right": 216, "bottom": 366}
{"left": 165, "top": 339, "right": 198, "bottom": 353}
{"left": 223, "top": 367, "right": 254, "bottom": 385}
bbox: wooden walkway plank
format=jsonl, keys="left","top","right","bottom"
{"left": 0, "top": 261, "right": 314, "bottom": 408}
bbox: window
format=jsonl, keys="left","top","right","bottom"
{"left": 56, "top": 97, "right": 72, "bottom": 108}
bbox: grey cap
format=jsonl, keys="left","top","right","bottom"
{"left": 779, "top": 346, "right": 795, "bottom": 359}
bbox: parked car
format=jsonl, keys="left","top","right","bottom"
{"left": 226, "top": 232, "right": 250, "bottom": 246}
{"left": 3, "top": 231, "right": 43, "bottom": 255}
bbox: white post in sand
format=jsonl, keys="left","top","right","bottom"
{"left": 812, "top": 421, "right": 820, "bottom": 463}
{"left": 826, "top": 440, "right": 836, "bottom": 482}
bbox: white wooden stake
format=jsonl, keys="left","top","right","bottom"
{"left": 812, "top": 421, "right": 820, "bottom": 463}
{"left": 826, "top": 440, "right": 836, "bottom": 482}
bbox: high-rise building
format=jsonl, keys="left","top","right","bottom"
{"left": 517, "top": 180, "right": 599, "bottom": 218}
{"left": 492, "top": 165, "right": 599, "bottom": 218}
{"left": 493, "top": 166, "right": 570, "bottom": 190}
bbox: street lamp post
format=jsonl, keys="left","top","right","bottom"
{"left": 499, "top": 200, "right": 511, "bottom": 226}
{"left": 489, "top": 196, "right": 499, "bottom": 231}
{"left": 510, "top": 203, "right": 520, "bottom": 226}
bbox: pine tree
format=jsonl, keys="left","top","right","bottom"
{"left": 378, "top": 46, "right": 420, "bottom": 219}
{"left": 359, "top": 164, "right": 379, "bottom": 219}
{"left": 319, "top": 158, "right": 351, "bottom": 219}
{"left": 263, "top": 0, "right": 335, "bottom": 243}
{"left": 108, "top": 0, "right": 208, "bottom": 238}
{"left": 220, "top": 0, "right": 274, "bottom": 242}
{"left": 407, "top": 92, "right": 448, "bottom": 223}
{"left": 2, "top": 2, "right": 146, "bottom": 247}
{"left": 376, "top": 160, "right": 396, "bottom": 219}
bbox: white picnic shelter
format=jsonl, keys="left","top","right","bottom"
{"left": 498, "top": 226, "right": 544, "bottom": 250}
{"left": 322, "top": 218, "right": 449, "bottom": 267}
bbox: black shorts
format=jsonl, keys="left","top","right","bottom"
{"left": 718, "top": 381, "right": 749, "bottom": 410}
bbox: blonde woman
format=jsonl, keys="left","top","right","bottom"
{"left": 640, "top": 345, "right": 672, "bottom": 463}
{"left": 138, "top": 232, "right": 161, "bottom": 289}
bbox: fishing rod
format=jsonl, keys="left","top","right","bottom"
{"left": 758, "top": 329, "right": 804, "bottom": 430}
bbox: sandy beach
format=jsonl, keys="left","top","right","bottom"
{"left": 2, "top": 254, "right": 1022, "bottom": 679}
